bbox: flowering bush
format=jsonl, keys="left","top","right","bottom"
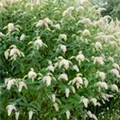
{"left": 0, "top": 0, "right": 120, "bottom": 120}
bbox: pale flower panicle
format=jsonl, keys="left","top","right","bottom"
{"left": 6, "top": 104, "right": 16, "bottom": 116}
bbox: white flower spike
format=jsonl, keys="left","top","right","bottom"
{"left": 6, "top": 104, "right": 16, "bottom": 116}
{"left": 43, "top": 75, "right": 52, "bottom": 86}
{"left": 28, "top": 111, "right": 34, "bottom": 120}
{"left": 66, "top": 110, "right": 71, "bottom": 119}
{"left": 65, "top": 88, "right": 70, "bottom": 98}
{"left": 18, "top": 81, "right": 27, "bottom": 92}
{"left": 28, "top": 69, "right": 37, "bottom": 80}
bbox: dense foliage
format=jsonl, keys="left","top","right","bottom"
{"left": 0, "top": 0, "right": 120, "bottom": 120}
{"left": 91, "top": 0, "right": 120, "bottom": 19}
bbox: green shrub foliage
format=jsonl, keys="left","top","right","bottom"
{"left": 0, "top": 0, "right": 120, "bottom": 120}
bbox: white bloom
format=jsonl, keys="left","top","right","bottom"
{"left": 73, "top": 76, "right": 83, "bottom": 85}
{"left": 6, "top": 45, "right": 24, "bottom": 60}
{"left": 9, "top": 46, "right": 24, "bottom": 60}
{"left": 34, "top": 38, "right": 43, "bottom": 50}
{"left": 5, "top": 78, "right": 10, "bottom": 85}
{"left": 66, "top": 110, "right": 70, "bottom": 120}
{"left": 0, "top": 32, "right": 4, "bottom": 37}
{"left": 90, "top": 98, "right": 97, "bottom": 106}
{"left": 113, "top": 63, "right": 120, "bottom": 70}
{"left": 92, "top": 114, "right": 98, "bottom": 120}
{"left": 18, "top": 81, "right": 27, "bottom": 92}
{"left": 78, "top": 18, "right": 91, "bottom": 25}
{"left": 4, "top": 49, "right": 10, "bottom": 59}
{"left": 6, "top": 104, "right": 16, "bottom": 116}
{"left": 87, "top": 111, "right": 98, "bottom": 120}
{"left": 59, "top": 34, "right": 67, "bottom": 41}
{"left": 97, "top": 71, "right": 106, "bottom": 81}
{"left": 108, "top": 57, "right": 114, "bottom": 63}
{"left": 60, "top": 45, "right": 67, "bottom": 53}
{"left": 80, "top": 0, "right": 90, "bottom": 5}
{"left": 111, "top": 68, "right": 120, "bottom": 78}
{"left": 76, "top": 6, "right": 85, "bottom": 12}
{"left": 84, "top": 79, "right": 89, "bottom": 87}
{"left": 87, "top": 111, "right": 93, "bottom": 118}
{"left": 65, "top": 88, "right": 70, "bottom": 98}
{"left": 0, "top": 2, "right": 3, "bottom": 8}
{"left": 43, "top": 18, "right": 53, "bottom": 26}
{"left": 53, "top": 24, "right": 61, "bottom": 29}
{"left": 73, "top": 65, "right": 79, "bottom": 72}
{"left": 28, "top": 70, "right": 37, "bottom": 80}
{"left": 20, "top": 34, "right": 26, "bottom": 41}
{"left": 109, "top": 41, "right": 117, "bottom": 47}
{"left": 67, "top": 6, "right": 74, "bottom": 11}
{"left": 59, "top": 59, "right": 70, "bottom": 70}
{"left": 95, "top": 42, "right": 102, "bottom": 50}
{"left": 58, "top": 73, "right": 68, "bottom": 81}
{"left": 71, "top": 86, "right": 76, "bottom": 93}
{"left": 93, "top": 56, "right": 104, "bottom": 65}
{"left": 28, "top": 111, "right": 34, "bottom": 120}
{"left": 53, "top": 117, "right": 57, "bottom": 120}
{"left": 94, "top": 19, "right": 105, "bottom": 26}
{"left": 51, "top": 94, "right": 56, "bottom": 102}
{"left": 47, "top": 65, "right": 55, "bottom": 72}
{"left": 96, "top": 7, "right": 106, "bottom": 14}
{"left": 101, "top": 93, "right": 113, "bottom": 101}
{"left": 10, "top": 48, "right": 20, "bottom": 56}
{"left": 15, "top": 112, "right": 20, "bottom": 120}
{"left": 8, "top": 23, "right": 15, "bottom": 33}
{"left": 82, "top": 29, "right": 91, "bottom": 37}
{"left": 114, "top": 32, "right": 120, "bottom": 38}
{"left": 63, "top": 6, "right": 74, "bottom": 17}
{"left": 80, "top": 97, "right": 89, "bottom": 108}
{"left": 111, "top": 84, "right": 118, "bottom": 92}
{"left": 76, "top": 53, "right": 85, "bottom": 61}
{"left": 6, "top": 79, "right": 15, "bottom": 90}
{"left": 105, "top": 35, "right": 115, "bottom": 42}
{"left": 43, "top": 75, "right": 52, "bottom": 86}
{"left": 53, "top": 103, "right": 59, "bottom": 111}
{"left": 97, "top": 82, "right": 108, "bottom": 89}
{"left": 36, "top": 20, "right": 43, "bottom": 27}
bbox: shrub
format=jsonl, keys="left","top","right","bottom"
{"left": 0, "top": 0, "right": 120, "bottom": 120}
